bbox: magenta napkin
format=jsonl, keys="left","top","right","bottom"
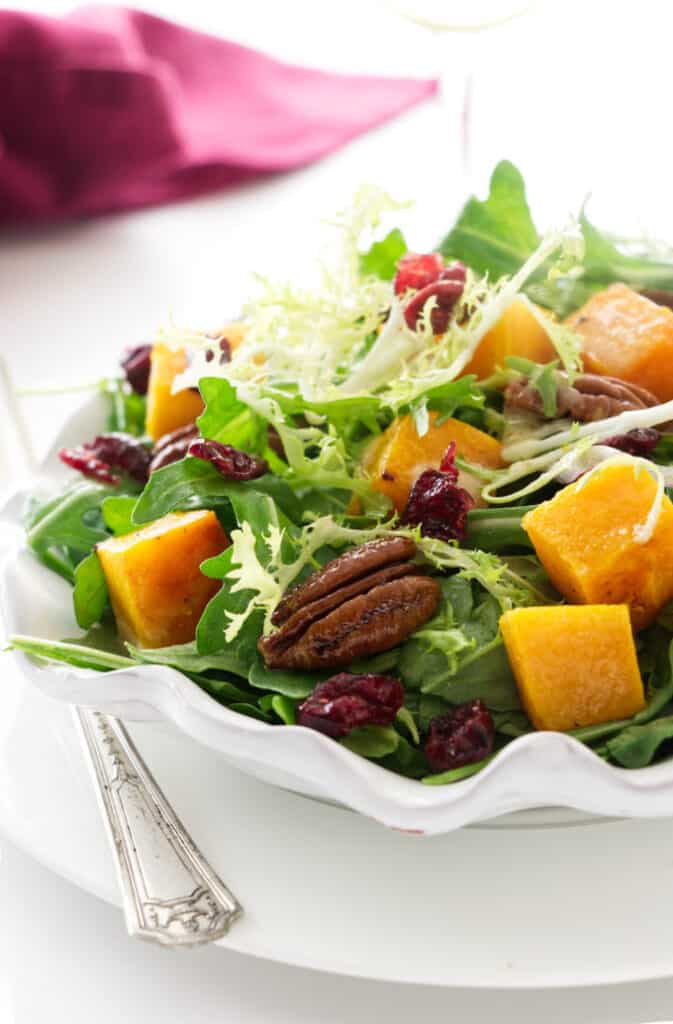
{"left": 0, "top": 6, "right": 436, "bottom": 224}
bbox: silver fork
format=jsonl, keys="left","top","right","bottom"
{"left": 0, "top": 357, "right": 243, "bottom": 946}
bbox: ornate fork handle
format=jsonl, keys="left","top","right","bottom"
{"left": 75, "top": 708, "right": 243, "bottom": 946}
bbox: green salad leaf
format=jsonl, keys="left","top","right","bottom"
{"left": 73, "top": 552, "right": 108, "bottom": 629}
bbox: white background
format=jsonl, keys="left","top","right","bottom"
{"left": 3, "top": 1, "right": 673, "bottom": 1020}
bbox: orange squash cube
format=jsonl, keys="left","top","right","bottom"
{"left": 500, "top": 604, "right": 645, "bottom": 731}
{"left": 97, "top": 510, "right": 228, "bottom": 648}
{"left": 145, "top": 344, "right": 205, "bottom": 442}
{"left": 145, "top": 325, "right": 246, "bottom": 441}
{"left": 566, "top": 283, "right": 673, "bottom": 401}
{"left": 523, "top": 463, "right": 673, "bottom": 630}
{"left": 461, "top": 299, "right": 556, "bottom": 380}
{"left": 362, "top": 413, "right": 503, "bottom": 512}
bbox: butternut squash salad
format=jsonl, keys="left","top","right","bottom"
{"left": 16, "top": 161, "right": 673, "bottom": 784}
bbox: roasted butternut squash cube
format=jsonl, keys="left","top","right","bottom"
{"left": 500, "top": 604, "right": 645, "bottom": 731}
{"left": 362, "top": 413, "right": 503, "bottom": 512}
{"left": 145, "top": 344, "right": 205, "bottom": 442}
{"left": 145, "top": 326, "right": 246, "bottom": 441}
{"left": 97, "top": 510, "right": 228, "bottom": 648}
{"left": 461, "top": 299, "right": 556, "bottom": 380}
{"left": 567, "top": 283, "right": 673, "bottom": 401}
{"left": 523, "top": 463, "right": 673, "bottom": 630}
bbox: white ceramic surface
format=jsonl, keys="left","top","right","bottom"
{"left": 3, "top": 393, "right": 673, "bottom": 835}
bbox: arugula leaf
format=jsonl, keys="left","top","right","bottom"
{"left": 26, "top": 482, "right": 129, "bottom": 583}
{"left": 359, "top": 228, "right": 407, "bottom": 280}
{"left": 101, "top": 495, "right": 138, "bottom": 536}
{"left": 440, "top": 160, "right": 673, "bottom": 318}
{"left": 439, "top": 161, "right": 540, "bottom": 280}
{"left": 197, "top": 377, "right": 267, "bottom": 452}
{"left": 604, "top": 715, "right": 673, "bottom": 768}
{"left": 132, "top": 458, "right": 303, "bottom": 526}
{"left": 103, "top": 378, "right": 147, "bottom": 437}
{"left": 73, "top": 552, "right": 108, "bottom": 629}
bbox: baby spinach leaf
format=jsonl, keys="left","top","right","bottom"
{"left": 228, "top": 702, "right": 271, "bottom": 722}
{"left": 248, "top": 657, "right": 317, "bottom": 698}
{"left": 396, "top": 706, "right": 420, "bottom": 745}
{"left": 127, "top": 640, "right": 257, "bottom": 677}
{"left": 397, "top": 578, "right": 522, "bottom": 710}
{"left": 73, "top": 552, "right": 108, "bottom": 629}
{"left": 379, "top": 734, "right": 428, "bottom": 779}
{"left": 340, "top": 725, "right": 400, "bottom": 758}
{"left": 260, "top": 693, "right": 299, "bottom": 725}
{"left": 605, "top": 715, "right": 673, "bottom": 769}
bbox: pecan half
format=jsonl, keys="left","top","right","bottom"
{"left": 506, "top": 372, "right": 659, "bottom": 423}
{"left": 149, "top": 423, "right": 199, "bottom": 473}
{"left": 271, "top": 536, "right": 417, "bottom": 626}
{"left": 259, "top": 538, "right": 439, "bottom": 671}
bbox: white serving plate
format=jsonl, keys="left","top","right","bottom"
{"left": 3, "top": 392, "right": 673, "bottom": 835}
{"left": 8, "top": 647, "right": 673, "bottom": 989}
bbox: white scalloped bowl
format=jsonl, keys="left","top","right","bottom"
{"left": 3, "top": 393, "right": 673, "bottom": 834}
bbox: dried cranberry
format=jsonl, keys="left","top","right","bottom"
{"left": 188, "top": 439, "right": 268, "bottom": 481}
{"left": 602, "top": 427, "right": 661, "bottom": 458}
{"left": 393, "top": 252, "right": 444, "bottom": 296}
{"left": 297, "top": 672, "right": 405, "bottom": 739}
{"left": 440, "top": 260, "right": 467, "bottom": 284}
{"left": 438, "top": 441, "right": 459, "bottom": 481}
{"left": 401, "top": 469, "right": 474, "bottom": 542}
{"left": 404, "top": 279, "right": 464, "bottom": 334}
{"left": 121, "top": 344, "right": 152, "bottom": 395}
{"left": 204, "top": 335, "right": 232, "bottom": 366}
{"left": 59, "top": 432, "right": 151, "bottom": 485}
{"left": 425, "top": 700, "right": 495, "bottom": 772}
{"left": 59, "top": 448, "right": 120, "bottom": 485}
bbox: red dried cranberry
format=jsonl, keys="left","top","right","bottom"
{"left": 425, "top": 700, "right": 495, "bottom": 772}
{"left": 59, "top": 448, "right": 120, "bottom": 485}
{"left": 438, "top": 441, "right": 459, "bottom": 481}
{"left": 401, "top": 469, "right": 474, "bottom": 542}
{"left": 602, "top": 427, "right": 661, "bottom": 458}
{"left": 121, "top": 344, "right": 152, "bottom": 395}
{"left": 59, "top": 432, "right": 151, "bottom": 485}
{"left": 188, "top": 439, "right": 268, "bottom": 481}
{"left": 394, "top": 252, "right": 444, "bottom": 296}
{"left": 439, "top": 260, "right": 467, "bottom": 284}
{"left": 404, "top": 279, "right": 464, "bottom": 334}
{"left": 297, "top": 672, "right": 405, "bottom": 739}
